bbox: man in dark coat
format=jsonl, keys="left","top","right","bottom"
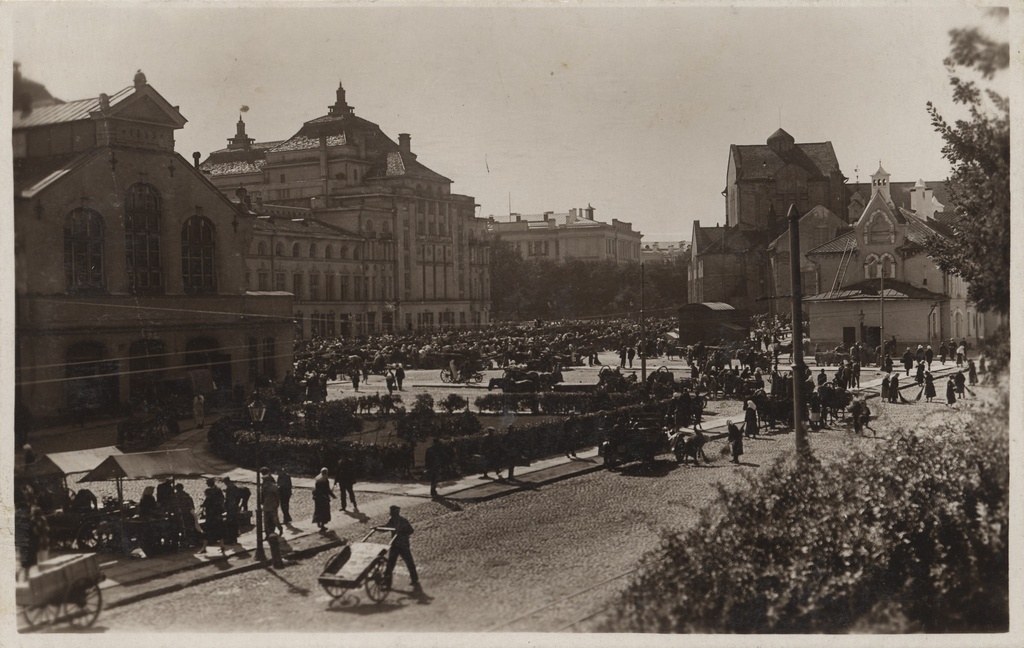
{"left": 395, "top": 364, "right": 406, "bottom": 391}
{"left": 424, "top": 438, "right": 444, "bottom": 499}
{"left": 277, "top": 469, "right": 293, "bottom": 525}
{"left": 335, "top": 454, "right": 359, "bottom": 513}
{"left": 383, "top": 505, "right": 421, "bottom": 592}
{"left": 889, "top": 373, "right": 900, "bottom": 403}
{"left": 902, "top": 348, "right": 914, "bottom": 376}
{"left": 727, "top": 420, "right": 743, "bottom": 464}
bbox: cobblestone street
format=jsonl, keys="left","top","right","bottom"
{"left": 93, "top": 374, "right": 990, "bottom": 633}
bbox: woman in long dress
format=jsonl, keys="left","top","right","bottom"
{"left": 924, "top": 371, "right": 937, "bottom": 403}
{"left": 312, "top": 468, "right": 335, "bottom": 532}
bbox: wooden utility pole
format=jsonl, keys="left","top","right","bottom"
{"left": 640, "top": 262, "right": 647, "bottom": 383}
{"left": 788, "top": 205, "right": 809, "bottom": 455}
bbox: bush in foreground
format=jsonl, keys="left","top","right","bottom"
{"left": 602, "top": 389, "right": 1008, "bottom": 633}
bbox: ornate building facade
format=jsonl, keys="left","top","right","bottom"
{"left": 201, "top": 83, "right": 491, "bottom": 336}
{"left": 13, "top": 70, "right": 293, "bottom": 421}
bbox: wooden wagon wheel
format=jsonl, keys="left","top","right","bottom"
{"left": 363, "top": 560, "right": 390, "bottom": 603}
{"left": 319, "top": 550, "right": 350, "bottom": 599}
{"left": 21, "top": 600, "right": 60, "bottom": 628}
{"left": 62, "top": 577, "right": 102, "bottom": 628}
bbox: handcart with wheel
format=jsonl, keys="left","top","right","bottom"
{"left": 16, "top": 553, "right": 104, "bottom": 629}
{"left": 318, "top": 527, "right": 396, "bottom": 603}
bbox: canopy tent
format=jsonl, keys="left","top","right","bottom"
{"left": 25, "top": 446, "right": 124, "bottom": 479}
{"left": 78, "top": 449, "right": 207, "bottom": 483}
{"left": 78, "top": 449, "right": 208, "bottom": 504}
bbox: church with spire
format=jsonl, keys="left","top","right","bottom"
{"left": 200, "top": 82, "right": 491, "bottom": 336}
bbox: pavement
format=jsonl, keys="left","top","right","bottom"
{"left": 15, "top": 352, "right": 972, "bottom": 629}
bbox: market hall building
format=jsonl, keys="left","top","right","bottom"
{"left": 200, "top": 82, "right": 492, "bottom": 337}
{"left": 13, "top": 69, "right": 294, "bottom": 422}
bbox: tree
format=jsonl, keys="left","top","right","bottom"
{"left": 925, "top": 10, "right": 1009, "bottom": 314}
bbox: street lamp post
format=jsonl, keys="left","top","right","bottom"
{"left": 247, "top": 396, "right": 267, "bottom": 562}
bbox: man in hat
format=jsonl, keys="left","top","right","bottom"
{"left": 261, "top": 468, "right": 283, "bottom": 536}
{"left": 383, "top": 505, "right": 420, "bottom": 592}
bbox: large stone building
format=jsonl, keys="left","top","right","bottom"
{"left": 803, "top": 165, "right": 990, "bottom": 350}
{"left": 13, "top": 69, "right": 294, "bottom": 421}
{"left": 687, "top": 221, "right": 770, "bottom": 315}
{"left": 200, "top": 83, "right": 491, "bottom": 335}
{"left": 488, "top": 205, "right": 643, "bottom": 264}
{"left": 725, "top": 128, "right": 847, "bottom": 229}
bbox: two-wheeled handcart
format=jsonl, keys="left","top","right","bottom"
{"left": 17, "top": 553, "right": 104, "bottom": 630}
{"left": 318, "top": 527, "right": 396, "bottom": 603}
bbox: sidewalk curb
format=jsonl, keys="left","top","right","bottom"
{"left": 105, "top": 537, "right": 346, "bottom": 611}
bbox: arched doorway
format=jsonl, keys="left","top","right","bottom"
{"left": 65, "top": 342, "right": 119, "bottom": 415}
{"left": 129, "top": 339, "right": 167, "bottom": 404}
{"left": 185, "top": 337, "right": 231, "bottom": 396}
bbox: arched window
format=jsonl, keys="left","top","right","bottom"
{"left": 325, "top": 245, "right": 333, "bottom": 260}
{"left": 181, "top": 216, "right": 216, "bottom": 293}
{"left": 257, "top": 241, "right": 267, "bottom": 256}
{"left": 866, "top": 211, "right": 895, "bottom": 245}
{"left": 125, "top": 183, "right": 163, "bottom": 293}
{"left": 339, "top": 246, "right": 348, "bottom": 260}
{"left": 863, "top": 254, "right": 879, "bottom": 279}
{"left": 64, "top": 208, "right": 105, "bottom": 291}
{"left": 880, "top": 253, "right": 896, "bottom": 279}
{"left": 309, "top": 243, "right": 318, "bottom": 258}
{"left": 275, "top": 242, "right": 284, "bottom": 256}
{"left": 292, "top": 242, "right": 302, "bottom": 257}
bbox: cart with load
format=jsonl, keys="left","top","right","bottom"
{"left": 318, "top": 527, "right": 397, "bottom": 603}
{"left": 16, "top": 553, "right": 104, "bottom": 629}
{"left": 599, "top": 415, "right": 673, "bottom": 467}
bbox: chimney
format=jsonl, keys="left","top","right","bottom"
{"left": 192, "top": 152, "right": 201, "bottom": 168}
{"left": 235, "top": 186, "right": 248, "bottom": 205}
{"left": 585, "top": 203, "right": 595, "bottom": 221}
{"left": 398, "top": 133, "right": 411, "bottom": 154}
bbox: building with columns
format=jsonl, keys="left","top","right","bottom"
{"left": 13, "top": 68, "right": 293, "bottom": 421}
{"left": 200, "top": 82, "right": 491, "bottom": 335}
{"left": 487, "top": 205, "right": 643, "bottom": 263}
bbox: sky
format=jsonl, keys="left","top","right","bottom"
{"left": 8, "top": 2, "right": 1006, "bottom": 241}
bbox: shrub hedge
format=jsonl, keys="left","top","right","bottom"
{"left": 208, "top": 398, "right": 670, "bottom": 480}
{"left": 602, "top": 388, "right": 1009, "bottom": 633}
{"left": 474, "top": 390, "right": 646, "bottom": 415}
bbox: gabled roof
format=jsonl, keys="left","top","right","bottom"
{"left": 365, "top": 149, "right": 451, "bottom": 183}
{"left": 730, "top": 141, "right": 840, "bottom": 181}
{"left": 13, "top": 149, "right": 104, "bottom": 197}
{"left": 846, "top": 180, "right": 951, "bottom": 215}
{"left": 805, "top": 229, "right": 857, "bottom": 256}
{"left": 693, "top": 224, "right": 769, "bottom": 256}
{"left": 855, "top": 189, "right": 907, "bottom": 226}
{"left": 805, "top": 278, "right": 945, "bottom": 302}
{"left": 12, "top": 82, "right": 186, "bottom": 130}
{"left": 766, "top": 205, "right": 842, "bottom": 251}
{"left": 253, "top": 216, "right": 363, "bottom": 239}
{"left": 200, "top": 141, "right": 284, "bottom": 176}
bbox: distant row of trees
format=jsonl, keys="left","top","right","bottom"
{"left": 488, "top": 238, "right": 689, "bottom": 321}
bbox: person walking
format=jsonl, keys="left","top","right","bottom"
{"left": 350, "top": 370, "right": 360, "bottom": 392}
{"left": 385, "top": 369, "right": 397, "bottom": 395}
{"left": 277, "top": 469, "right": 293, "bottom": 525}
{"left": 481, "top": 427, "right": 503, "bottom": 480}
{"left": 627, "top": 345, "right": 636, "bottom": 368}
{"left": 955, "top": 343, "right": 966, "bottom": 368}
{"left": 915, "top": 362, "right": 925, "bottom": 386}
{"left": 727, "top": 420, "right": 743, "bottom": 464}
{"left": 954, "top": 369, "right": 967, "bottom": 399}
{"left": 902, "top": 348, "right": 914, "bottom": 376}
{"left": 223, "top": 477, "right": 243, "bottom": 545}
{"left": 889, "top": 373, "right": 900, "bottom": 404}
{"left": 619, "top": 347, "right": 627, "bottom": 368}
{"left": 967, "top": 359, "right": 978, "bottom": 386}
{"left": 261, "top": 470, "right": 283, "bottom": 536}
{"left": 938, "top": 341, "right": 948, "bottom": 365}
{"left": 382, "top": 505, "right": 421, "bottom": 593}
{"left": 335, "top": 454, "right": 359, "bottom": 513}
{"left": 850, "top": 360, "right": 861, "bottom": 388}
{"left": 200, "top": 478, "right": 226, "bottom": 554}
{"left": 924, "top": 371, "right": 936, "bottom": 403}
{"left": 743, "top": 400, "right": 759, "bottom": 438}
{"left": 946, "top": 376, "right": 957, "bottom": 407}
{"left": 312, "top": 467, "right": 335, "bottom": 532}
{"left": 424, "top": 437, "right": 444, "bottom": 499}
{"left": 395, "top": 364, "right": 406, "bottom": 391}
{"left": 925, "top": 345, "right": 934, "bottom": 370}
{"left": 193, "top": 393, "right": 205, "bottom": 429}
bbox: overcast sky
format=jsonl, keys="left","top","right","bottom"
{"left": 9, "top": 3, "right": 1004, "bottom": 240}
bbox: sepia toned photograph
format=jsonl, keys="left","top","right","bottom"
{"left": 5, "top": 1, "right": 1017, "bottom": 643}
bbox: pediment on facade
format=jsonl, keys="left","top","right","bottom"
{"left": 107, "top": 87, "right": 187, "bottom": 128}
